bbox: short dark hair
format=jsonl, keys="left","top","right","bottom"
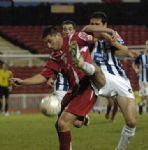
{"left": 61, "top": 20, "right": 76, "bottom": 29}
{"left": 42, "top": 26, "right": 58, "bottom": 39}
{"left": 90, "top": 11, "right": 108, "bottom": 24}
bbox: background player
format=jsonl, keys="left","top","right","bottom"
{"left": 0, "top": 62, "right": 13, "bottom": 116}
{"left": 132, "top": 40, "right": 148, "bottom": 114}
{"left": 105, "top": 96, "right": 118, "bottom": 122}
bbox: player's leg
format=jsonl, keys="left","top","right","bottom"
{"left": 105, "top": 97, "right": 113, "bottom": 119}
{"left": 0, "top": 98, "right": 2, "bottom": 112}
{"left": 138, "top": 82, "right": 146, "bottom": 114}
{"left": 111, "top": 100, "right": 118, "bottom": 121}
{"left": 139, "top": 96, "right": 145, "bottom": 114}
{"left": 69, "top": 41, "right": 105, "bottom": 89}
{"left": 56, "top": 90, "right": 90, "bottom": 127}
{"left": 56, "top": 86, "right": 96, "bottom": 150}
{"left": 4, "top": 87, "right": 9, "bottom": 114}
{"left": 0, "top": 87, "right": 3, "bottom": 112}
{"left": 143, "top": 83, "right": 148, "bottom": 113}
{"left": 56, "top": 111, "right": 77, "bottom": 150}
{"left": 83, "top": 115, "right": 90, "bottom": 126}
{"left": 73, "top": 115, "right": 90, "bottom": 128}
{"left": 115, "top": 96, "right": 136, "bottom": 150}
{"left": 144, "top": 96, "right": 148, "bottom": 113}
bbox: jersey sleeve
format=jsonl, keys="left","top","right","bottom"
{"left": 77, "top": 32, "right": 95, "bottom": 45}
{"left": 41, "top": 59, "right": 60, "bottom": 79}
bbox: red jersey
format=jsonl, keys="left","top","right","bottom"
{"left": 41, "top": 32, "right": 95, "bottom": 89}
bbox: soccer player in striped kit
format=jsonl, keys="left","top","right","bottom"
{"left": 71, "top": 11, "right": 137, "bottom": 150}
{"left": 133, "top": 40, "right": 148, "bottom": 114}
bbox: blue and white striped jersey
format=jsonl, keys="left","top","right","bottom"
{"left": 55, "top": 72, "right": 69, "bottom": 91}
{"left": 91, "top": 32, "right": 127, "bottom": 78}
{"left": 135, "top": 52, "right": 148, "bottom": 82}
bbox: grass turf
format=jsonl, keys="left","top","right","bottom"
{"left": 0, "top": 112, "right": 148, "bottom": 150}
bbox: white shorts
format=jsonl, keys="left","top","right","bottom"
{"left": 92, "top": 72, "right": 135, "bottom": 99}
{"left": 54, "top": 90, "right": 67, "bottom": 102}
{"left": 139, "top": 81, "right": 148, "bottom": 96}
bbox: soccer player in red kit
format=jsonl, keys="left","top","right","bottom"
{"left": 11, "top": 26, "right": 106, "bottom": 150}
{"left": 41, "top": 26, "right": 104, "bottom": 150}
{"left": 11, "top": 23, "right": 117, "bottom": 149}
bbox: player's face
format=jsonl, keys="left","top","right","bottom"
{"left": 43, "top": 33, "right": 63, "bottom": 51}
{"left": 89, "top": 18, "right": 107, "bottom": 28}
{"left": 62, "top": 24, "right": 75, "bottom": 37}
{"left": 90, "top": 18, "right": 107, "bottom": 38}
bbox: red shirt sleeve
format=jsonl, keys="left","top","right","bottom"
{"left": 41, "top": 59, "right": 60, "bottom": 79}
{"left": 71, "top": 32, "right": 95, "bottom": 52}
{"left": 77, "top": 32, "right": 95, "bottom": 45}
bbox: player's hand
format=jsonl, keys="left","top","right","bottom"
{"left": 11, "top": 78, "right": 24, "bottom": 86}
{"left": 47, "top": 78, "right": 54, "bottom": 88}
{"left": 133, "top": 67, "right": 140, "bottom": 74}
{"left": 135, "top": 69, "right": 140, "bottom": 74}
{"left": 128, "top": 50, "right": 139, "bottom": 58}
{"left": 100, "top": 33, "right": 116, "bottom": 43}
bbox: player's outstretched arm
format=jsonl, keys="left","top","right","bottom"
{"left": 11, "top": 74, "right": 47, "bottom": 86}
{"left": 100, "top": 32, "right": 138, "bottom": 58}
{"left": 82, "top": 25, "right": 115, "bottom": 35}
{"left": 116, "top": 49, "right": 139, "bottom": 58}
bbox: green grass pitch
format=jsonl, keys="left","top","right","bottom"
{"left": 0, "top": 112, "right": 148, "bottom": 150}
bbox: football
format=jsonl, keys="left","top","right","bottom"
{"left": 40, "top": 94, "right": 61, "bottom": 116}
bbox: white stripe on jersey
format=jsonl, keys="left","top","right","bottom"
{"left": 139, "top": 54, "right": 148, "bottom": 82}
{"left": 55, "top": 72, "right": 69, "bottom": 91}
{"left": 92, "top": 33, "right": 127, "bottom": 78}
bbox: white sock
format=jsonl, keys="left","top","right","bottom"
{"left": 82, "top": 62, "right": 95, "bottom": 76}
{"left": 115, "top": 125, "right": 136, "bottom": 150}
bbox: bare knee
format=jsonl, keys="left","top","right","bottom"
{"left": 73, "top": 120, "right": 83, "bottom": 128}
{"left": 126, "top": 119, "right": 136, "bottom": 128}
{"left": 57, "top": 118, "right": 70, "bottom": 132}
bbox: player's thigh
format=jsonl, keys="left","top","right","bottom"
{"left": 107, "top": 97, "right": 114, "bottom": 106}
{"left": 58, "top": 111, "right": 77, "bottom": 131}
{"left": 116, "top": 96, "right": 136, "bottom": 126}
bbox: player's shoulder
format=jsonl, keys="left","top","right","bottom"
{"left": 73, "top": 31, "right": 93, "bottom": 41}
{"left": 45, "top": 56, "right": 60, "bottom": 67}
